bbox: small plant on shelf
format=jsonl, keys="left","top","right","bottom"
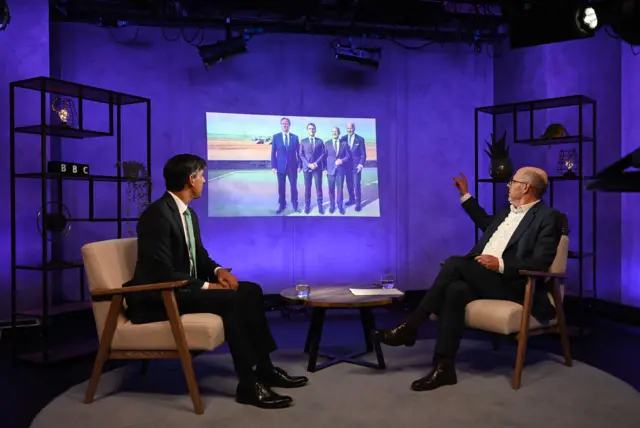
{"left": 115, "top": 161, "right": 151, "bottom": 237}
{"left": 484, "top": 131, "right": 514, "bottom": 180}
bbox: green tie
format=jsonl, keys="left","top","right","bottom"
{"left": 183, "top": 209, "right": 198, "bottom": 278}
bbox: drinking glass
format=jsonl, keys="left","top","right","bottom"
{"left": 295, "top": 283, "right": 311, "bottom": 299}
{"left": 381, "top": 274, "right": 395, "bottom": 289}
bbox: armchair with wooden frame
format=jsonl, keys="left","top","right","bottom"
{"left": 434, "top": 213, "right": 572, "bottom": 390}
{"left": 81, "top": 237, "right": 226, "bottom": 415}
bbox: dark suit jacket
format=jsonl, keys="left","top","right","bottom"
{"left": 299, "top": 137, "right": 325, "bottom": 172}
{"left": 340, "top": 133, "right": 367, "bottom": 170}
{"left": 123, "top": 192, "right": 222, "bottom": 324}
{"left": 271, "top": 132, "right": 301, "bottom": 173}
{"left": 462, "top": 197, "right": 561, "bottom": 322}
{"left": 323, "top": 138, "right": 350, "bottom": 176}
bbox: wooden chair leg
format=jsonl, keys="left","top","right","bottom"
{"left": 163, "top": 290, "right": 204, "bottom": 415}
{"left": 85, "top": 295, "right": 123, "bottom": 404}
{"left": 550, "top": 279, "right": 572, "bottom": 367}
{"left": 513, "top": 277, "right": 535, "bottom": 390}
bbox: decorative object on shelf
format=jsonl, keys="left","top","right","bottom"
{"left": 116, "top": 161, "right": 151, "bottom": 237}
{"left": 484, "top": 131, "right": 513, "bottom": 180}
{"left": 47, "top": 161, "right": 90, "bottom": 177}
{"left": 558, "top": 149, "right": 579, "bottom": 177}
{"left": 37, "top": 201, "right": 72, "bottom": 241}
{"left": 51, "top": 97, "right": 78, "bottom": 128}
{"left": 541, "top": 123, "right": 569, "bottom": 140}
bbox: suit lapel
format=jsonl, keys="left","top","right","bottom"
{"left": 505, "top": 204, "right": 540, "bottom": 249}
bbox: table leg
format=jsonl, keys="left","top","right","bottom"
{"left": 304, "top": 307, "right": 386, "bottom": 372}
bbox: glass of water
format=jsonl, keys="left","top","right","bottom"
{"left": 381, "top": 274, "right": 395, "bottom": 289}
{"left": 295, "top": 284, "right": 311, "bottom": 299}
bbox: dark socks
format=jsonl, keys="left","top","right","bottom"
{"left": 405, "top": 310, "right": 429, "bottom": 328}
{"left": 256, "top": 357, "right": 275, "bottom": 374}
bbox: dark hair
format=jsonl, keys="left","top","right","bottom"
{"left": 163, "top": 154, "right": 207, "bottom": 192}
{"left": 281, "top": 117, "right": 290, "bottom": 125}
{"left": 307, "top": 122, "right": 316, "bottom": 128}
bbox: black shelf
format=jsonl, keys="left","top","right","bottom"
{"left": 15, "top": 301, "right": 93, "bottom": 319}
{"left": 9, "top": 77, "right": 152, "bottom": 364}
{"left": 475, "top": 95, "right": 597, "bottom": 337}
{"left": 477, "top": 95, "right": 596, "bottom": 115}
{"left": 15, "top": 172, "right": 150, "bottom": 182}
{"left": 515, "top": 135, "right": 594, "bottom": 146}
{"left": 14, "top": 125, "right": 112, "bottom": 139}
{"left": 15, "top": 260, "right": 84, "bottom": 271}
{"left": 12, "top": 76, "right": 148, "bottom": 106}
{"left": 477, "top": 175, "right": 588, "bottom": 183}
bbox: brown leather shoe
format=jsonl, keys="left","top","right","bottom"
{"left": 411, "top": 363, "right": 458, "bottom": 391}
{"left": 373, "top": 322, "right": 418, "bottom": 347}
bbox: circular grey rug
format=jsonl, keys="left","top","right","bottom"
{"left": 31, "top": 339, "right": 640, "bottom": 428}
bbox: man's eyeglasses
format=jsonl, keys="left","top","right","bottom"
{"left": 508, "top": 179, "right": 531, "bottom": 187}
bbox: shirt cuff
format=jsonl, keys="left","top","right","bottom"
{"left": 460, "top": 193, "right": 472, "bottom": 203}
{"left": 202, "top": 281, "right": 210, "bottom": 289}
{"left": 497, "top": 257, "right": 504, "bottom": 274}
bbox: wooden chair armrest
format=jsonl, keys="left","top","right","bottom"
{"left": 91, "top": 280, "right": 189, "bottom": 297}
{"left": 518, "top": 270, "right": 566, "bottom": 279}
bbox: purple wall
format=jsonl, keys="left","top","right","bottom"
{"left": 494, "top": 32, "right": 623, "bottom": 303}
{"left": 0, "top": 0, "right": 50, "bottom": 319}
{"left": 621, "top": 47, "right": 640, "bottom": 308}
{"left": 42, "top": 24, "right": 494, "bottom": 304}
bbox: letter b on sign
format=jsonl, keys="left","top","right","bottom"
{"left": 47, "top": 161, "right": 90, "bottom": 177}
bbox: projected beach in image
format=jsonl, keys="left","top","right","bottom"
{"left": 206, "top": 113, "right": 379, "bottom": 217}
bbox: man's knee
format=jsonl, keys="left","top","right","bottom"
{"left": 238, "top": 281, "right": 263, "bottom": 297}
{"left": 442, "top": 256, "right": 465, "bottom": 273}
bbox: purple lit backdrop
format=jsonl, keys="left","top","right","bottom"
{"left": 0, "top": 1, "right": 638, "bottom": 320}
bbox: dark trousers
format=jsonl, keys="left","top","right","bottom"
{"left": 303, "top": 169, "right": 323, "bottom": 207}
{"left": 176, "top": 281, "right": 277, "bottom": 381}
{"left": 345, "top": 169, "right": 362, "bottom": 204}
{"left": 277, "top": 169, "right": 298, "bottom": 207}
{"left": 327, "top": 170, "right": 345, "bottom": 207}
{"left": 409, "top": 256, "right": 525, "bottom": 359}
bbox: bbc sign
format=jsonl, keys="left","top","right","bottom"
{"left": 47, "top": 161, "right": 90, "bottom": 177}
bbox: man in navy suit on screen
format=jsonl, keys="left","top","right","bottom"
{"left": 341, "top": 121, "right": 367, "bottom": 212}
{"left": 324, "top": 127, "right": 350, "bottom": 215}
{"left": 299, "top": 122, "right": 326, "bottom": 214}
{"left": 271, "top": 117, "right": 301, "bottom": 214}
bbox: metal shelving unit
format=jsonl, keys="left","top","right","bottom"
{"left": 9, "top": 76, "right": 152, "bottom": 363}
{"left": 474, "top": 95, "right": 597, "bottom": 334}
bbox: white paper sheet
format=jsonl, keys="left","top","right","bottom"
{"left": 349, "top": 288, "right": 405, "bottom": 296}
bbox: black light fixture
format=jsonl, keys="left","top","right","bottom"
{"left": 0, "top": 0, "right": 11, "bottom": 32}
{"left": 198, "top": 17, "right": 248, "bottom": 70}
{"left": 334, "top": 43, "right": 381, "bottom": 68}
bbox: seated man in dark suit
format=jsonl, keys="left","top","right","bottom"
{"left": 124, "top": 154, "right": 308, "bottom": 409}
{"left": 374, "top": 167, "right": 560, "bottom": 392}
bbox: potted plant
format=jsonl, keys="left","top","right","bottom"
{"left": 484, "top": 131, "right": 514, "bottom": 180}
{"left": 116, "top": 161, "right": 151, "bottom": 237}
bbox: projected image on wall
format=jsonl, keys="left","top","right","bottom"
{"left": 206, "top": 113, "right": 379, "bottom": 217}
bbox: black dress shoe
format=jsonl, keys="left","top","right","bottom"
{"left": 276, "top": 206, "right": 286, "bottom": 214}
{"left": 236, "top": 380, "right": 293, "bottom": 409}
{"left": 411, "top": 362, "right": 457, "bottom": 391}
{"left": 258, "top": 366, "right": 309, "bottom": 388}
{"left": 373, "top": 322, "right": 418, "bottom": 347}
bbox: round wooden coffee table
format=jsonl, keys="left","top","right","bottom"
{"left": 280, "top": 286, "right": 401, "bottom": 372}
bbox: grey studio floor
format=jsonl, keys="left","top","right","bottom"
{"left": 2, "top": 308, "right": 640, "bottom": 428}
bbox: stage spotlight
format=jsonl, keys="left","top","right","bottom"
{"left": 0, "top": 1, "right": 11, "bottom": 31}
{"left": 576, "top": 6, "right": 599, "bottom": 34}
{"left": 334, "top": 44, "right": 381, "bottom": 68}
{"left": 198, "top": 36, "right": 248, "bottom": 69}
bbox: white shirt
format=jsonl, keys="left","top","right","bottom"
{"left": 168, "top": 192, "right": 221, "bottom": 289}
{"left": 460, "top": 193, "right": 540, "bottom": 274}
{"left": 282, "top": 132, "right": 290, "bottom": 145}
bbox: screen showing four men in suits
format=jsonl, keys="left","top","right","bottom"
{"left": 206, "top": 113, "right": 379, "bottom": 217}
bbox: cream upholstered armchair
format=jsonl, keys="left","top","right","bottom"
{"left": 81, "top": 238, "right": 226, "bottom": 415}
{"left": 435, "top": 222, "right": 572, "bottom": 390}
